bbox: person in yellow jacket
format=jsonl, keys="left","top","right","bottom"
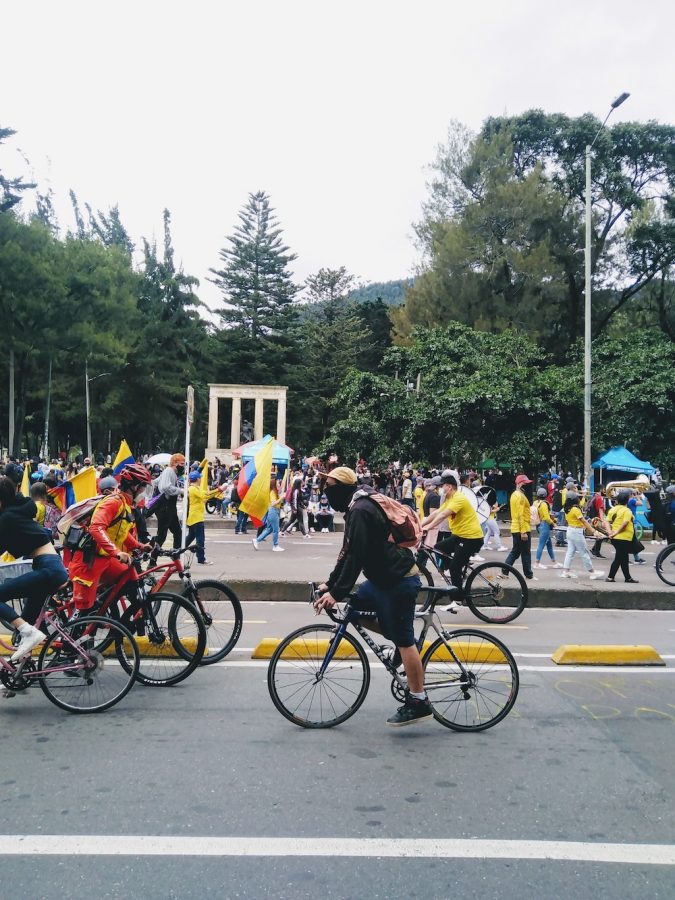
{"left": 605, "top": 490, "right": 639, "bottom": 583}
{"left": 413, "top": 478, "right": 425, "bottom": 520}
{"left": 503, "top": 474, "right": 535, "bottom": 580}
{"left": 186, "top": 470, "right": 222, "bottom": 565}
{"left": 534, "top": 487, "right": 563, "bottom": 570}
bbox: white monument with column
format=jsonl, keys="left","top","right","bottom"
{"left": 206, "top": 383, "right": 288, "bottom": 463}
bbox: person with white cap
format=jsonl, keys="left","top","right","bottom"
{"left": 313, "top": 466, "right": 431, "bottom": 728}
{"left": 503, "top": 474, "right": 535, "bottom": 580}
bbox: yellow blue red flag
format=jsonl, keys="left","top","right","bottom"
{"left": 237, "top": 436, "right": 274, "bottom": 527}
{"left": 112, "top": 439, "right": 134, "bottom": 476}
{"left": 48, "top": 466, "right": 98, "bottom": 511}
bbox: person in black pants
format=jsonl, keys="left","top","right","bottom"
{"left": 605, "top": 491, "right": 638, "bottom": 583}
{"left": 155, "top": 453, "right": 185, "bottom": 549}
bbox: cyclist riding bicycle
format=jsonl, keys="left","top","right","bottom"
{"left": 312, "top": 466, "right": 431, "bottom": 727}
{"left": 0, "top": 475, "right": 69, "bottom": 661}
{"left": 420, "top": 473, "right": 484, "bottom": 590}
{"left": 67, "top": 464, "right": 153, "bottom": 614}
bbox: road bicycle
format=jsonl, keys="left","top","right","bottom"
{"left": 143, "top": 545, "right": 243, "bottom": 664}
{"left": 415, "top": 539, "right": 528, "bottom": 624}
{"left": 0, "top": 599, "right": 139, "bottom": 713}
{"left": 51, "top": 552, "right": 206, "bottom": 687}
{"left": 267, "top": 583, "right": 519, "bottom": 730}
{"left": 655, "top": 542, "right": 675, "bottom": 587}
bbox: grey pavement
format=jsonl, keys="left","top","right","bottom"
{"left": 3, "top": 603, "right": 675, "bottom": 897}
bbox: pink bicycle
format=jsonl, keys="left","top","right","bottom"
{"left": 0, "top": 600, "right": 139, "bottom": 713}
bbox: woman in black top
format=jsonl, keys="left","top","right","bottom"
{"left": 0, "top": 476, "right": 68, "bottom": 661}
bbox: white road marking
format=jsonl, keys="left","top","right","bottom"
{"left": 1, "top": 835, "right": 674, "bottom": 864}
{"left": 205, "top": 660, "right": 675, "bottom": 673}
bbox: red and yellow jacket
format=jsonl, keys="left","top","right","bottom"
{"left": 89, "top": 492, "right": 144, "bottom": 557}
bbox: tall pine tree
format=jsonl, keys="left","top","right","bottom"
{"left": 209, "top": 191, "right": 299, "bottom": 386}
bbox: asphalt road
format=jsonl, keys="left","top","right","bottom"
{"left": 3, "top": 603, "right": 675, "bottom": 898}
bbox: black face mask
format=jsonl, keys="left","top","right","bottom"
{"left": 176, "top": 465, "right": 185, "bottom": 476}
{"left": 325, "top": 483, "right": 355, "bottom": 512}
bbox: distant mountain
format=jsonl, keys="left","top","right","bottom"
{"left": 347, "top": 279, "right": 412, "bottom": 307}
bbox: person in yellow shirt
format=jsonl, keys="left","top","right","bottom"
{"left": 606, "top": 491, "right": 639, "bottom": 583}
{"left": 30, "top": 482, "right": 47, "bottom": 526}
{"left": 534, "top": 487, "right": 563, "bottom": 570}
{"left": 252, "top": 477, "right": 285, "bottom": 552}
{"left": 420, "top": 473, "right": 483, "bottom": 594}
{"left": 186, "top": 470, "right": 222, "bottom": 565}
{"left": 504, "top": 474, "right": 535, "bottom": 580}
{"left": 413, "top": 478, "right": 425, "bottom": 520}
{"left": 560, "top": 491, "right": 605, "bottom": 579}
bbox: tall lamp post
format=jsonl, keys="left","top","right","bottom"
{"left": 85, "top": 361, "right": 111, "bottom": 461}
{"left": 584, "top": 91, "right": 630, "bottom": 490}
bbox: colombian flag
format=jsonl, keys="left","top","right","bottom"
{"left": 112, "top": 439, "right": 134, "bottom": 476}
{"left": 48, "top": 466, "right": 98, "bottom": 511}
{"left": 237, "top": 436, "right": 274, "bottom": 527}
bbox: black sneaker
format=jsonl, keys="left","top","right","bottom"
{"left": 386, "top": 696, "right": 433, "bottom": 727}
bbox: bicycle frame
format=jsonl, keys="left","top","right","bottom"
{"left": 317, "top": 593, "right": 470, "bottom": 692}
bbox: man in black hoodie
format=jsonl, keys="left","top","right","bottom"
{"left": 313, "top": 466, "right": 431, "bottom": 727}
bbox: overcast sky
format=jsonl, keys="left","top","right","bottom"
{"left": 2, "top": 0, "right": 673, "bottom": 312}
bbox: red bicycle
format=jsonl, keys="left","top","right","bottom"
{"left": 143, "top": 545, "right": 243, "bottom": 665}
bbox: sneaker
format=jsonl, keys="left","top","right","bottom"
{"left": 321, "top": 528, "right": 328, "bottom": 533}
{"left": 386, "top": 696, "right": 433, "bottom": 727}
{"left": 605, "top": 577, "right": 615, "bottom": 582}
{"left": 470, "top": 554, "right": 485, "bottom": 562}
{"left": 651, "top": 540, "right": 660, "bottom": 545}
{"left": 10, "top": 625, "right": 46, "bottom": 662}
{"left": 625, "top": 577, "right": 640, "bottom": 584}
{"left": 535, "top": 563, "right": 548, "bottom": 569}
{"left": 526, "top": 575, "right": 538, "bottom": 581}
{"left": 252, "top": 540, "right": 259, "bottom": 551}
{"left": 197, "top": 560, "right": 214, "bottom": 566}
{"left": 272, "top": 545, "right": 285, "bottom": 552}
{"left": 589, "top": 572, "right": 605, "bottom": 580}
{"left": 441, "top": 601, "right": 460, "bottom": 614}
{"left": 496, "top": 546, "right": 508, "bottom": 552}
{"left": 558, "top": 570, "right": 575, "bottom": 578}
{"left": 634, "top": 558, "right": 645, "bottom": 564}
{"left": 303, "top": 534, "right": 311, "bottom": 539}
{"left": 552, "top": 563, "right": 564, "bottom": 569}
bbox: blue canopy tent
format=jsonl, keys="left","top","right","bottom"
{"left": 592, "top": 446, "right": 655, "bottom": 492}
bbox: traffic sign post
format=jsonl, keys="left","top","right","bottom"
{"left": 182, "top": 386, "right": 195, "bottom": 545}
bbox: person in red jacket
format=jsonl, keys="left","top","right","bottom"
{"left": 68, "top": 464, "right": 153, "bottom": 612}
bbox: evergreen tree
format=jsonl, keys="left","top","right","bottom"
{"left": 0, "top": 127, "right": 35, "bottom": 212}
{"left": 209, "top": 191, "right": 298, "bottom": 340}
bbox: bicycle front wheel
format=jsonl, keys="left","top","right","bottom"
{"left": 121, "top": 592, "right": 206, "bottom": 686}
{"left": 655, "top": 543, "right": 675, "bottom": 587}
{"left": 422, "top": 629, "right": 519, "bottom": 731}
{"left": 182, "top": 579, "right": 243, "bottom": 664}
{"left": 38, "top": 616, "right": 139, "bottom": 713}
{"left": 464, "top": 562, "right": 528, "bottom": 623}
{"left": 268, "top": 624, "right": 370, "bottom": 728}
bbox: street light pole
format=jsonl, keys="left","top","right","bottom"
{"left": 583, "top": 91, "right": 630, "bottom": 491}
{"left": 85, "top": 360, "right": 92, "bottom": 461}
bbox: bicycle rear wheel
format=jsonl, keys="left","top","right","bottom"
{"left": 121, "top": 592, "right": 206, "bottom": 686}
{"left": 422, "top": 629, "right": 519, "bottom": 731}
{"left": 38, "top": 616, "right": 139, "bottom": 713}
{"left": 655, "top": 543, "right": 675, "bottom": 587}
{"left": 182, "top": 579, "right": 242, "bottom": 664}
{"left": 268, "top": 624, "right": 370, "bottom": 728}
{"left": 463, "top": 562, "right": 528, "bottom": 623}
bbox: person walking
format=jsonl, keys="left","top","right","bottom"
{"left": 606, "top": 490, "right": 639, "bottom": 583}
{"left": 559, "top": 491, "right": 605, "bottom": 579}
{"left": 534, "top": 487, "right": 562, "bottom": 569}
{"left": 186, "top": 469, "right": 222, "bottom": 565}
{"left": 627, "top": 489, "right": 646, "bottom": 564}
{"left": 589, "top": 488, "right": 609, "bottom": 560}
{"left": 155, "top": 453, "right": 185, "bottom": 550}
{"left": 400, "top": 471, "right": 415, "bottom": 510}
{"left": 503, "top": 474, "right": 535, "bottom": 580}
{"left": 252, "top": 477, "right": 285, "bottom": 552}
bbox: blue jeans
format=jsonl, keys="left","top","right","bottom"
{"left": 0, "top": 554, "right": 68, "bottom": 625}
{"left": 257, "top": 507, "right": 280, "bottom": 547}
{"left": 186, "top": 521, "right": 206, "bottom": 563}
{"left": 536, "top": 522, "right": 556, "bottom": 562}
{"left": 235, "top": 510, "right": 249, "bottom": 533}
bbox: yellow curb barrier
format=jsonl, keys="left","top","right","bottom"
{"left": 252, "top": 638, "right": 505, "bottom": 664}
{"left": 552, "top": 645, "right": 665, "bottom": 666}
{"left": 1, "top": 638, "right": 204, "bottom": 660}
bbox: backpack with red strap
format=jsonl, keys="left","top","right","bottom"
{"left": 351, "top": 485, "right": 422, "bottom": 548}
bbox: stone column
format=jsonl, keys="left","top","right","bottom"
{"left": 230, "top": 398, "right": 242, "bottom": 449}
{"left": 254, "top": 397, "right": 264, "bottom": 440}
{"left": 207, "top": 391, "right": 219, "bottom": 449}
{"left": 276, "top": 395, "right": 286, "bottom": 445}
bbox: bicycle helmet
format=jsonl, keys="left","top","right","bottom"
{"left": 119, "top": 463, "right": 152, "bottom": 489}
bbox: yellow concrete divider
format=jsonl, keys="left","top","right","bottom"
{"left": 552, "top": 645, "right": 664, "bottom": 666}
{"left": 1, "top": 637, "right": 204, "bottom": 660}
{"left": 252, "top": 638, "right": 506, "bottom": 664}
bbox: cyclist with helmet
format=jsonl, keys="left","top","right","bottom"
{"left": 67, "top": 464, "right": 153, "bottom": 614}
